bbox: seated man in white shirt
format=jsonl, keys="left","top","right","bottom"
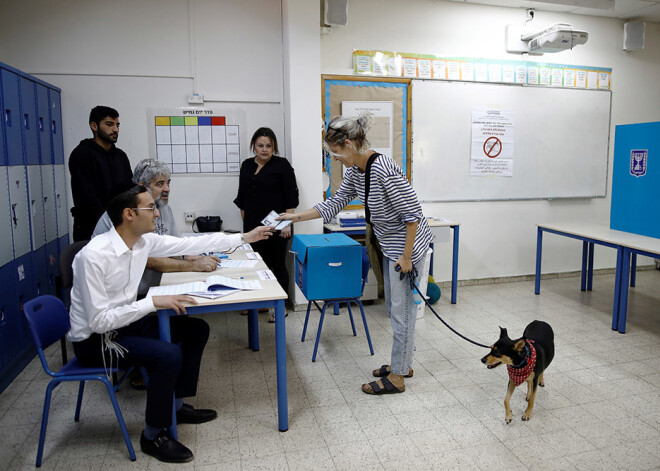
{"left": 93, "top": 159, "right": 220, "bottom": 298}
{"left": 68, "top": 185, "right": 273, "bottom": 464}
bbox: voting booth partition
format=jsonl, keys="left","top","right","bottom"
{"left": 610, "top": 121, "right": 660, "bottom": 239}
{"left": 0, "top": 62, "right": 69, "bottom": 393}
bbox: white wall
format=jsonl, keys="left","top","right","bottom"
{"left": 321, "top": 0, "right": 660, "bottom": 282}
{"left": 0, "top": 0, "right": 286, "bottom": 234}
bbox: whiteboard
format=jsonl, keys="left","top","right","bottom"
{"left": 412, "top": 80, "right": 611, "bottom": 201}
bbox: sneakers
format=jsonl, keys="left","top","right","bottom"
{"left": 140, "top": 430, "right": 193, "bottom": 463}
{"left": 176, "top": 403, "right": 218, "bottom": 424}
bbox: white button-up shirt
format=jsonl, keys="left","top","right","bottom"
{"left": 67, "top": 227, "right": 242, "bottom": 342}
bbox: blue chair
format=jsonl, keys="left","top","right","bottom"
{"left": 302, "top": 246, "right": 375, "bottom": 362}
{"left": 23, "top": 295, "right": 136, "bottom": 467}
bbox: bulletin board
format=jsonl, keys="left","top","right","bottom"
{"left": 322, "top": 75, "right": 411, "bottom": 207}
{"left": 411, "top": 80, "right": 612, "bottom": 201}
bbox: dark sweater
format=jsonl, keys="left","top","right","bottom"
{"left": 233, "top": 156, "right": 299, "bottom": 232}
{"left": 68, "top": 138, "right": 132, "bottom": 241}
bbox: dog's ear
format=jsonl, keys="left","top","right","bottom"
{"left": 499, "top": 327, "right": 508, "bottom": 339}
{"left": 513, "top": 339, "right": 526, "bottom": 352}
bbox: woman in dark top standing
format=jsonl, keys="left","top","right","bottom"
{"left": 234, "top": 128, "right": 299, "bottom": 321}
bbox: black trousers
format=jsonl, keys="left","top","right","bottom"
{"left": 73, "top": 315, "right": 210, "bottom": 429}
{"left": 252, "top": 235, "right": 289, "bottom": 292}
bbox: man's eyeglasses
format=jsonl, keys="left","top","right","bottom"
{"left": 131, "top": 206, "right": 157, "bottom": 214}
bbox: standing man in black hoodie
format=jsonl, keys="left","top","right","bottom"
{"left": 69, "top": 105, "right": 133, "bottom": 241}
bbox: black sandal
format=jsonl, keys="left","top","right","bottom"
{"left": 362, "top": 377, "right": 405, "bottom": 395}
{"left": 372, "top": 365, "right": 413, "bottom": 378}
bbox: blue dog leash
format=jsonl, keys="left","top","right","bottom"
{"left": 397, "top": 266, "right": 490, "bottom": 349}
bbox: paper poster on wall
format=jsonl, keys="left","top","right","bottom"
{"left": 341, "top": 101, "right": 394, "bottom": 158}
{"left": 148, "top": 107, "right": 247, "bottom": 174}
{"left": 470, "top": 108, "right": 514, "bottom": 177}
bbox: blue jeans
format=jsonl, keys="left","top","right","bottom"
{"left": 383, "top": 256, "right": 424, "bottom": 376}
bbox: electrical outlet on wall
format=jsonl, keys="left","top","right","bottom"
{"left": 184, "top": 211, "right": 195, "bottom": 223}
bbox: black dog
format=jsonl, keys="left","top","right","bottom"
{"left": 481, "top": 320, "right": 554, "bottom": 423}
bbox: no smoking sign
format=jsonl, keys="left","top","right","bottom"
{"left": 483, "top": 136, "right": 502, "bottom": 158}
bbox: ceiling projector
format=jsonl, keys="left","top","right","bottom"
{"left": 506, "top": 22, "right": 588, "bottom": 54}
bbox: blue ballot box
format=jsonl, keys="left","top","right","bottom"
{"left": 292, "top": 233, "right": 362, "bottom": 300}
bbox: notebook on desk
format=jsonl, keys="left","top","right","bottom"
{"left": 148, "top": 275, "right": 262, "bottom": 299}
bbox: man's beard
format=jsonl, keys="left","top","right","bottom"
{"left": 155, "top": 196, "right": 168, "bottom": 209}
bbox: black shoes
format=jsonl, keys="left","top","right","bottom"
{"left": 140, "top": 430, "right": 193, "bottom": 463}
{"left": 176, "top": 403, "right": 218, "bottom": 424}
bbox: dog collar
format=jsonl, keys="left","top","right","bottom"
{"left": 507, "top": 340, "right": 537, "bottom": 386}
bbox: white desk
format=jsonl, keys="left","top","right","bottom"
{"left": 323, "top": 219, "right": 461, "bottom": 303}
{"left": 535, "top": 222, "right": 660, "bottom": 333}
{"left": 155, "top": 249, "right": 289, "bottom": 436}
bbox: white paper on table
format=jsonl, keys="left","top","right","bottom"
{"left": 238, "top": 243, "right": 253, "bottom": 251}
{"left": 246, "top": 252, "right": 262, "bottom": 260}
{"left": 219, "top": 259, "right": 259, "bottom": 268}
{"left": 257, "top": 270, "right": 276, "bottom": 281}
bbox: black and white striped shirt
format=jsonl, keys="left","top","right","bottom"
{"left": 315, "top": 154, "right": 432, "bottom": 264}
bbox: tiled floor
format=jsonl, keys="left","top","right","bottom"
{"left": 2, "top": 269, "right": 660, "bottom": 470}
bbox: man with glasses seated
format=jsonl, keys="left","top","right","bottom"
{"left": 68, "top": 185, "right": 274, "bottom": 463}
{"left": 94, "top": 159, "right": 222, "bottom": 389}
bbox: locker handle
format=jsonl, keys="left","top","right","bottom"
{"left": 12, "top": 203, "right": 18, "bottom": 227}
{"left": 24, "top": 113, "right": 30, "bottom": 129}
{"left": 39, "top": 117, "right": 44, "bottom": 132}
{"left": 52, "top": 120, "right": 57, "bottom": 134}
{"left": 0, "top": 310, "right": 4, "bottom": 322}
{"left": 5, "top": 109, "right": 11, "bottom": 127}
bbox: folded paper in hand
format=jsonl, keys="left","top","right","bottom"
{"left": 261, "top": 210, "right": 292, "bottom": 231}
{"left": 148, "top": 275, "right": 262, "bottom": 299}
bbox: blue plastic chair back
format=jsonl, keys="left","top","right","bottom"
{"left": 24, "top": 295, "right": 70, "bottom": 352}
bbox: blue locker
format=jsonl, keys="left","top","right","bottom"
{"left": 0, "top": 74, "right": 5, "bottom": 167}
{"left": 46, "top": 238, "right": 59, "bottom": 294}
{"left": 0, "top": 263, "right": 16, "bottom": 370}
{"left": 36, "top": 84, "right": 53, "bottom": 165}
{"left": 20, "top": 78, "right": 39, "bottom": 166}
{"left": 33, "top": 245, "right": 49, "bottom": 297}
{"left": 11, "top": 253, "right": 35, "bottom": 346}
{"left": 1, "top": 69, "right": 23, "bottom": 166}
{"left": 49, "top": 90, "right": 64, "bottom": 165}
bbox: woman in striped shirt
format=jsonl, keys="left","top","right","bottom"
{"left": 279, "top": 114, "right": 432, "bottom": 395}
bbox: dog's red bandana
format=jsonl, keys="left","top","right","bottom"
{"left": 507, "top": 340, "right": 536, "bottom": 386}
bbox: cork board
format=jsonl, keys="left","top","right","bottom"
{"left": 322, "top": 75, "right": 411, "bottom": 207}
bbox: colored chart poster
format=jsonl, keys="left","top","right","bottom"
{"left": 148, "top": 108, "right": 247, "bottom": 174}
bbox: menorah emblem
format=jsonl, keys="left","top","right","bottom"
{"left": 630, "top": 150, "right": 647, "bottom": 177}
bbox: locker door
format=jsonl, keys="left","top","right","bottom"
{"left": 0, "top": 262, "right": 18, "bottom": 370}
{"left": 41, "top": 165, "right": 57, "bottom": 243}
{"left": 1, "top": 69, "right": 23, "bottom": 166}
{"left": 19, "top": 78, "right": 39, "bottom": 166}
{"left": 54, "top": 164, "right": 69, "bottom": 238}
{"left": 36, "top": 84, "right": 53, "bottom": 165}
{"left": 7, "top": 166, "right": 31, "bottom": 258}
{"left": 0, "top": 169, "right": 13, "bottom": 267}
{"left": 0, "top": 73, "right": 5, "bottom": 166}
{"left": 49, "top": 90, "right": 64, "bottom": 165}
{"left": 26, "top": 165, "right": 46, "bottom": 250}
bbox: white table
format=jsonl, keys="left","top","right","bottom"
{"left": 535, "top": 222, "right": 660, "bottom": 333}
{"left": 154, "top": 249, "right": 289, "bottom": 436}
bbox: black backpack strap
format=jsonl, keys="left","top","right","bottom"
{"left": 364, "top": 152, "right": 380, "bottom": 225}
